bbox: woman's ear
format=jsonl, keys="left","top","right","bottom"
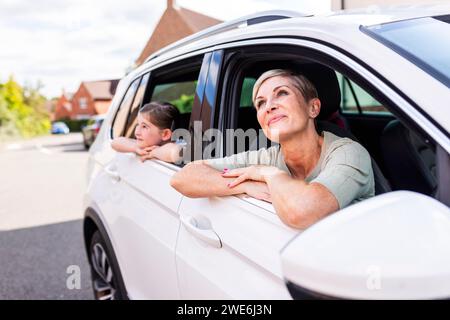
{"left": 309, "top": 98, "right": 321, "bottom": 119}
{"left": 161, "top": 129, "right": 172, "bottom": 141}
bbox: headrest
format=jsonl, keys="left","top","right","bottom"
{"left": 298, "top": 64, "right": 341, "bottom": 120}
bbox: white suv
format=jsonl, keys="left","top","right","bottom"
{"left": 83, "top": 6, "right": 450, "bottom": 300}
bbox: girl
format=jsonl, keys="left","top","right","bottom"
{"left": 111, "top": 101, "right": 184, "bottom": 163}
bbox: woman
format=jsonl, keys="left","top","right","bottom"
{"left": 170, "top": 69, "right": 374, "bottom": 229}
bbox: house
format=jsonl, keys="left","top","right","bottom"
{"left": 135, "top": 0, "right": 222, "bottom": 66}
{"left": 69, "top": 79, "right": 119, "bottom": 120}
{"left": 54, "top": 91, "right": 74, "bottom": 120}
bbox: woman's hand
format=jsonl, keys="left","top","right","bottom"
{"left": 242, "top": 181, "right": 272, "bottom": 203}
{"left": 221, "top": 165, "right": 283, "bottom": 188}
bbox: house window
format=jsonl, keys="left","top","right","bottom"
{"left": 79, "top": 97, "right": 88, "bottom": 109}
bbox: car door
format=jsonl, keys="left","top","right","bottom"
{"left": 174, "top": 50, "right": 297, "bottom": 299}
{"left": 100, "top": 72, "right": 180, "bottom": 299}
{"left": 106, "top": 56, "right": 211, "bottom": 299}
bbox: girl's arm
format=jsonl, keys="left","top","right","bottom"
{"left": 111, "top": 137, "right": 143, "bottom": 155}
{"left": 148, "top": 142, "right": 183, "bottom": 163}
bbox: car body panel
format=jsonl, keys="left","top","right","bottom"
{"left": 281, "top": 191, "right": 450, "bottom": 299}
{"left": 176, "top": 195, "right": 296, "bottom": 299}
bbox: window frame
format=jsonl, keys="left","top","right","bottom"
{"left": 110, "top": 76, "right": 142, "bottom": 139}
{"left": 109, "top": 53, "right": 212, "bottom": 168}
{"left": 122, "top": 72, "right": 150, "bottom": 138}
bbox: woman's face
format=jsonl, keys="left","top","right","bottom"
{"left": 254, "top": 75, "right": 318, "bottom": 143}
{"left": 134, "top": 113, "right": 165, "bottom": 148}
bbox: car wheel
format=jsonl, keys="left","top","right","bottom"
{"left": 83, "top": 137, "right": 89, "bottom": 150}
{"left": 89, "top": 230, "right": 127, "bottom": 300}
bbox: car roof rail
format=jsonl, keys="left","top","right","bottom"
{"left": 145, "top": 10, "right": 311, "bottom": 63}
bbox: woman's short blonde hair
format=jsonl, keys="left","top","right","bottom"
{"left": 252, "top": 69, "right": 318, "bottom": 105}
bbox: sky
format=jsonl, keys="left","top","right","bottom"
{"left": 0, "top": 0, "right": 332, "bottom": 99}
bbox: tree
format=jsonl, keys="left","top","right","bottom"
{"left": 0, "top": 75, "right": 50, "bottom": 140}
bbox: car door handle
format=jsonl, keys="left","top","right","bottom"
{"left": 180, "top": 215, "right": 222, "bottom": 248}
{"left": 105, "top": 165, "right": 121, "bottom": 182}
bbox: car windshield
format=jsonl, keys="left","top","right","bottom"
{"left": 362, "top": 14, "right": 450, "bottom": 87}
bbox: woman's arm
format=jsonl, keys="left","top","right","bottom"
{"left": 222, "top": 166, "right": 339, "bottom": 229}
{"left": 264, "top": 170, "right": 338, "bottom": 229}
{"left": 170, "top": 160, "right": 270, "bottom": 201}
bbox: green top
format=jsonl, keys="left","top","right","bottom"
{"left": 205, "top": 131, "right": 375, "bottom": 209}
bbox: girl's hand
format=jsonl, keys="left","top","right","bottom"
{"left": 139, "top": 146, "right": 159, "bottom": 162}
{"left": 134, "top": 146, "right": 152, "bottom": 156}
{"left": 221, "top": 165, "right": 282, "bottom": 188}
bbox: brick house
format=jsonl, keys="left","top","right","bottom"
{"left": 54, "top": 91, "right": 74, "bottom": 120}
{"left": 135, "top": 0, "right": 222, "bottom": 66}
{"left": 69, "top": 79, "right": 119, "bottom": 120}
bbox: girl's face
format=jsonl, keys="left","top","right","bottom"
{"left": 134, "top": 113, "right": 171, "bottom": 148}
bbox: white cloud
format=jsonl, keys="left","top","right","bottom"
{"left": 0, "top": 0, "right": 331, "bottom": 98}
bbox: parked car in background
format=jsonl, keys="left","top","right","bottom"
{"left": 51, "top": 121, "right": 70, "bottom": 134}
{"left": 82, "top": 115, "right": 106, "bottom": 149}
{"left": 83, "top": 6, "right": 450, "bottom": 300}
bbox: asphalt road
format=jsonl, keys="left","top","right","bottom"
{"left": 0, "top": 133, "right": 93, "bottom": 299}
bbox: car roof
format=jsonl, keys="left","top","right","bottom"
{"left": 327, "top": 2, "right": 450, "bottom": 26}
{"left": 139, "top": 3, "right": 449, "bottom": 66}
{"left": 125, "top": 4, "right": 450, "bottom": 135}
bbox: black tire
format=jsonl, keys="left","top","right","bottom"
{"left": 83, "top": 137, "right": 90, "bottom": 150}
{"left": 89, "top": 230, "right": 127, "bottom": 300}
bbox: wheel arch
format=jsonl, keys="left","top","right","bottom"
{"left": 83, "top": 207, "right": 129, "bottom": 299}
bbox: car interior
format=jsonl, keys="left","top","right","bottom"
{"left": 228, "top": 56, "right": 438, "bottom": 198}
{"left": 123, "top": 66, "right": 201, "bottom": 141}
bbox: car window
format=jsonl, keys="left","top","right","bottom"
{"left": 240, "top": 77, "right": 256, "bottom": 108}
{"left": 111, "top": 77, "right": 141, "bottom": 138}
{"left": 151, "top": 81, "right": 197, "bottom": 115}
{"left": 362, "top": 15, "right": 450, "bottom": 87}
{"left": 117, "top": 55, "right": 205, "bottom": 165}
{"left": 123, "top": 73, "right": 150, "bottom": 138}
{"left": 336, "top": 72, "right": 392, "bottom": 116}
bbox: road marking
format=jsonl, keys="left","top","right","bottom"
{"left": 5, "top": 143, "right": 22, "bottom": 151}
{"left": 36, "top": 143, "right": 53, "bottom": 155}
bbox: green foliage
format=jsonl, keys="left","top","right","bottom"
{"left": 57, "top": 118, "right": 89, "bottom": 132}
{"left": 170, "top": 94, "right": 194, "bottom": 114}
{"left": 0, "top": 76, "right": 51, "bottom": 140}
{"left": 240, "top": 77, "right": 256, "bottom": 107}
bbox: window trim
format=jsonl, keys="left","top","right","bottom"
{"left": 123, "top": 72, "right": 151, "bottom": 138}
{"left": 110, "top": 76, "right": 142, "bottom": 139}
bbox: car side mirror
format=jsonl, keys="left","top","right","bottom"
{"left": 280, "top": 191, "right": 450, "bottom": 299}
